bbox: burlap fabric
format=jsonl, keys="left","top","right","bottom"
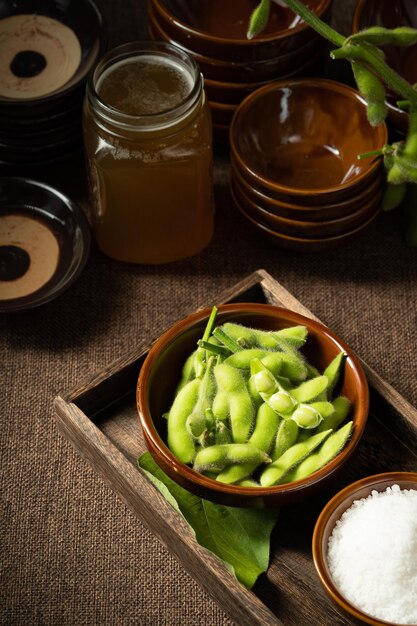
{"left": 1, "top": 1, "right": 416, "bottom": 624}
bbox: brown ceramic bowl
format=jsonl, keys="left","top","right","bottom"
{"left": 149, "top": 8, "right": 327, "bottom": 83}
{"left": 230, "top": 79, "right": 388, "bottom": 204}
{"left": 149, "top": 0, "right": 332, "bottom": 62}
{"left": 353, "top": 0, "right": 417, "bottom": 135}
{"left": 231, "top": 160, "right": 384, "bottom": 220}
{"left": 312, "top": 472, "right": 417, "bottom": 625}
{"left": 137, "top": 303, "right": 369, "bottom": 508}
{"left": 231, "top": 175, "right": 382, "bottom": 238}
{"left": 231, "top": 186, "right": 380, "bottom": 252}
{"left": 209, "top": 100, "right": 237, "bottom": 126}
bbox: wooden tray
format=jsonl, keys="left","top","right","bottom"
{"left": 54, "top": 269, "right": 417, "bottom": 626}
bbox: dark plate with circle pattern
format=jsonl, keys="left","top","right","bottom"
{"left": 0, "top": 176, "right": 90, "bottom": 312}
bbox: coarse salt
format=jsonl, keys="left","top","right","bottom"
{"left": 327, "top": 484, "right": 417, "bottom": 625}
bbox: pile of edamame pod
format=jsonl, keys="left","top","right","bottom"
{"left": 165, "top": 307, "right": 353, "bottom": 487}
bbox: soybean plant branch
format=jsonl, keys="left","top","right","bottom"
{"left": 331, "top": 44, "right": 417, "bottom": 109}
{"left": 281, "top": 0, "right": 345, "bottom": 47}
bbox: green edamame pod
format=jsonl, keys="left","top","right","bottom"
{"left": 237, "top": 478, "right": 261, "bottom": 487}
{"left": 309, "top": 401, "right": 335, "bottom": 418}
{"left": 272, "top": 325, "right": 308, "bottom": 348}
{"left": 194, "top": 443, "right": 271, "bottom": 472}
{"left": 283, "top": 421, "right": 353, "bottom": 483}
{"left": 214, "top": 362, "right": 256, "bottom": 442}
{"left": 260, "top": 429, "right": 332, "bottom": 487}
{"left": 277, "top": 353, "right": 308, "bottom": 383}
{"left": 186, "top": 356, "right": 215, "bottom": 438}
{"left": 167, "top": 378, "right": 200, "bottom": 463}
{"left": 351, "top": 61, "right": 387, "bottom": 127}
{"left": 291, "top": 404, "right": 323, "bottom": 429}
{"left": 349, "top": 26, "right": 417, "bottom": 47}
{"left": 291, "top": 376, "right": 329, "bottom": 403}
{"left": 216, "top": 403, "right": 280, "bottom": 484}
{"left": 251, "top": 358, "right": 297, "bottom": 415}
{"left": 212, "top": 389, "right": 230, "bottom": 421}
{"left": 323, "top": 351, "right": 346, "bottom": 397}
{"left": 317, "top": 396, "right": 352, "bottom": 432}
{"left": 271, "top": 418, "right": 299, "bottom": 461}
{"left": 215, "top": 421, "right": 232, "bottom": 445}
{"left": 222, "top": 323, "right": 257, "bottom": 348}
{"left": 382, "top": 182, "right": 407, "bottom": 211}
{"left": 225, "top": 349, "right": 270, "bottom": 370}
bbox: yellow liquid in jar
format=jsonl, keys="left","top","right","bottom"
{"left": 84, "top": 53, "right": 213, "bottom": 264}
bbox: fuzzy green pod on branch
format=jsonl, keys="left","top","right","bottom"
{"left": 348, "top": 26, "right": 417, "bottom": 47}
{"left": 351, "top": 61, "right": 387, "bottom": 126}
{"left": 247, "top": 0, "right": 270, "bottom": 40}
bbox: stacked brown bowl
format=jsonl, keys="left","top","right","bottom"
{"left": 147, "top": 0, "right": 333, "bottom": 141}
{"left": 230, "top": 79, "right": 388, "bottom": 252}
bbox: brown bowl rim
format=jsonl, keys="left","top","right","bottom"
{"left": 230, "top": 159, "right": 383, "bottom": 213}
{"left": 230, "top": 78, "right": 388, "bottom": 197}
{"left": 312, "top": 471, "right": 417, "bottom": 626}
{"left": 232, "top": 187, "right": 380, "bottom": 243}
{"left": 137, "top": 303, "right": 369, "bottom": 501}
{"left": 232, "top": 175, "right": 382, "bottom": 230}
{"left": 149, "top": 6, "right": 323, "bottom": 69}
{"left": 150, "top": 0, "right": 332, "bottom": 47}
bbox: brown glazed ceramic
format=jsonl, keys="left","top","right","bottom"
{"left": 149, "top": 0, "right": 332, "bottom": 62}
{"left": 231, "top": 176, "right": 382, "bottom": 238}
{"left": 148, "top": 8, "right": 327, "bottom": 83}
{"left": 136, "top": 303, "right": 369, "bottom": 508}
{"left": 231, "top": 161, "right": 384, "bottom": 221}
{"left": 230, "top": 79, "right": 388, "bottom": 204}
{"left": 231, "top": 187, "right": 380, "bottom": 252}
{"left": 353, "top": 0, "right": 417, "bottom": 134}
{"left": 312, "top": 472, "right": 417, "bottom": 626}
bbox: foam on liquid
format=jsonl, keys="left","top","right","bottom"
{"left": 96, "top": 55, "right": 194, "bottom": 116}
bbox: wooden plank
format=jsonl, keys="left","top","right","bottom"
{"left": 54, "top": 269, "right": 417, "bottom": 626}
{"left": 53, "top": 396, "right": 282, "bottom": 626}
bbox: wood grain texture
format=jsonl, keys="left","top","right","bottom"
{"left": 54, "top": 270, "right": 417, "bottom": 626}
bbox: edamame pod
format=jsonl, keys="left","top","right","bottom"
{"left": 351, "top": 61, "right": 387, "bottom": 126}
{"left": 317, "top": 396, "right": 352, "bottom": 432}
{"left": 291, "top": 376, "right": 329, "bottom": 403}
{"left": 291, "top": 404, "right": 323, "bottom": 429}
{"left": 260, "top": 429, "right": 332, "bottom": 487}
{"left": 167, "top": 378, "right": 200, "bottom": 463}
{"left": 176, "top": 349, "right": 197, "bottom": 392}
{"left": 349, "top": 26, "right": 417, "bottom": 46}
{"left": 225, "top": 349, "right": 270, "bottom": 370}
{"left": 282, "top": 421, "right": 353, "bottom": 483}
{"left": 214, "top": 362, "right": 256, "bottom": 442}
{"left": 271, "top": 418, "right": 299, "bottom": 461}
{"left": 194, "top": 443, "right": 271, "bottom": 472}
{"left": 186, "top": 356, "right": 215, "bottom": 438}
{"left": 216, "top": 403, "right": 280, "bottom": 484}
{"left": 272, "top": 325, "right": 308, "bottom": 348}
{"left": 323, "top": 351, "right": 346, "bottom": 396}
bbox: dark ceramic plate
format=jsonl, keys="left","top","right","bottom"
{"left": 0, "top": 0, "right": 106, "bottom": 114}
{"left": 0, "top": 177, "right": 90, "bottom": 312}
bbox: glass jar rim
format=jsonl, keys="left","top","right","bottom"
{"left": 87, "top": 41, "right": 203, "bottom": 130}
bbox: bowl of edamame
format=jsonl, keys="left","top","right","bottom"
{"left": 136, "top": 303, "right": 369, "bottom": 507}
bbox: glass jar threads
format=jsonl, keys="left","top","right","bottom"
{"left": 83, "top": 42, "right": 214, "bottom": 264}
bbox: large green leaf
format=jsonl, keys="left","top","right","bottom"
{"left": 138, "top": 452, "right": 279, "bottom": 589}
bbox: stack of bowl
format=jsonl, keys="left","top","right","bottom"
{"left": 0, "top": 0, "right": 105, "bottom": 172}
{"left": 230, "top": 79, "right": 388, "bottom": 252}
{"left": 147, "top": 0, "right": 333, "bottom": 141}
{"left": 353, "top": 0, "right": 417, "bottom": 136}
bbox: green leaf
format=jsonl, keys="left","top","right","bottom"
{"left": 138, "top": 452, "right": 279, "bottom": 589}
{"left": 247, "top": 0, "right": 270, "bottom": 40}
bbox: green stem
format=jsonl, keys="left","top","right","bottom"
{"left": 282, "top": 0, "right": 345, "bottom": 47}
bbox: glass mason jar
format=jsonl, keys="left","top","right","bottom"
{"left": 83, "top": 42, "right": 214, "bottom": 264}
